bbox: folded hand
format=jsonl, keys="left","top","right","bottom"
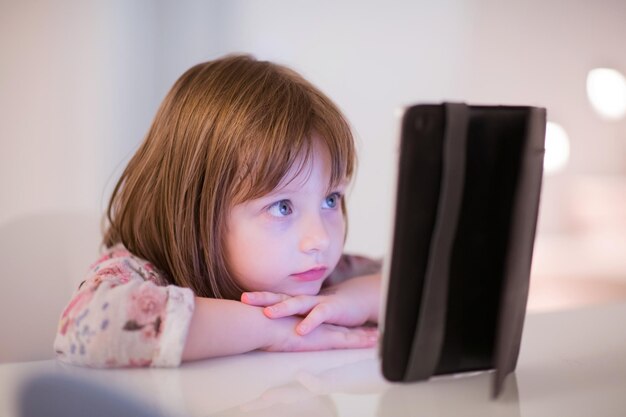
{"left": 241, "top": 273, "right": 380, "bottom": 336}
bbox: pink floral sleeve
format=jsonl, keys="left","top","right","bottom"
{"left": 54, "top": 245, "right": 195, "bottom": 367}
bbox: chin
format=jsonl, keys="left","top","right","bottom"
{"left": 286, "top": 281, "right": 324, "bottom": 297}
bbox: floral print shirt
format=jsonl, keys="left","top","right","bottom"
{"left": 54, "top": 245, "right": 381, "bottom": 368}
{"left": 54, "top": 245, "right": 194, "bottom": 367}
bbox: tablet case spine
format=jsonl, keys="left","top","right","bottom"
{"left": 405, "top": 103, "right": 469, "bottom": 380}
{"left": 492, "top": 106, "right": 546, "bottom": 396}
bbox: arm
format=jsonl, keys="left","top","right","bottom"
{"left": 54, "top": 250, "right": 195, "bottom": 367}
{"left": 182, "top": 295, "right": 378, "bottom": 362}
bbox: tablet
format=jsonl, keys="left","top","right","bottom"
{"left": 380, "top": 103, "right": 546, "bottom": 396}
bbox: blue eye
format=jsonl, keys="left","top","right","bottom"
{"left": 268, "top": 200, "right": 293, "bottom": 217}
{"left": 323, "top": 192, "right": 342, "bottom": 209}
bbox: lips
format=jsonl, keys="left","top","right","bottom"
{"left": 291, "top": 266, "right": 328, "bottom": 282}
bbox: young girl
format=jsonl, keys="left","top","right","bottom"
{"left": 54, "top": 55, "right": 382, "bottom": 367}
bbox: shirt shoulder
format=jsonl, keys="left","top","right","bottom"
{"left": 81, "top": 244, "right": 168, "bottom": 290}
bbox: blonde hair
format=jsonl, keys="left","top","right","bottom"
{"left": 104, "top": 55, "right": 355, "bottom": 300}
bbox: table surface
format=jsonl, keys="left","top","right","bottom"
{"left": 2, "top": 302, "right": 626, "bottom": 417}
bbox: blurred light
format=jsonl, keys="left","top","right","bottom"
{"left": 586, "top": 68, "right": 626, "bottom": 119}
{"left": 544, "top": 122, "right": 570, "bottom": 175}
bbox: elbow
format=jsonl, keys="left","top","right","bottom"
{"left": 53, "top": 328, "right": 119, "bottom": 368}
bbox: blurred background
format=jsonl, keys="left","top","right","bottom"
{"left": 1, "top": 0, "right": 626, "bottom": 361}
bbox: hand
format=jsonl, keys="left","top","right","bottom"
{"left": 262, "top": 316, "right": 378, "bottom": 352}
{"left": 243, "top": 291, "right": 367, "bottom": 336}
{"left": 242, "top": 273, "right": 381, "bottom": 336}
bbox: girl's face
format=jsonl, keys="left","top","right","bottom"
{"left": 225, "top": 137, "right": 347, "bottom": 296}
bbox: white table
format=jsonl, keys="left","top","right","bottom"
{"left": 2, "top": 302, "right": 626, "bottom": 417}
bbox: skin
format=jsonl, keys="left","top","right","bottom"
{"left": 181, "top": 137, "right": 381, "bottom": 361}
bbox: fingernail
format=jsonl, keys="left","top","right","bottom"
{"left": 297, "top": 324, "right": 308, "bottom": 334}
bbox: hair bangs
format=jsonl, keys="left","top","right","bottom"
{"left": 231, "top": 70, "right": 356, "bottom": 204}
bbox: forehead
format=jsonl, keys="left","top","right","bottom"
{"left": 271, "top": 137, "right": 339, "bottom": 193}
{"left": 232, "top": 131, "right": 352, "bottom": 205}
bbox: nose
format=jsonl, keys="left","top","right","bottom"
{"left": 299, "top": 213, "right": 331, "bottom": 254}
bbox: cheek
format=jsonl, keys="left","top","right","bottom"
{"left": 225, "top": 220, "right": 288, "bottom": 289}
{"left": 323, "top": 212, "right": 347, "bottom": 262}
{"left": 328, "top": 212, "right": 347, "bottom": 242}
{"left": 225, "top": 219, "right": 255, "bottom": 279}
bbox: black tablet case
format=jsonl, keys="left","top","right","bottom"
{"left": 381, "top": 103, "right": 546, "bottom": 397}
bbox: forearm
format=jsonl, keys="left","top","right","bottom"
{"left": 182, "top": 295, "right": 379, "bottom": 361}
{"left": 182, "top": 297, "right": 272, "bottom": 362}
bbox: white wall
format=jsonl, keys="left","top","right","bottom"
{"left": 0, "top": 0, "right": 219, "bottom": 227}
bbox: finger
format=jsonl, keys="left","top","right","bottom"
{"left": 240, "top": 291, "right": 290, "bottom": 306}
{"left": 296, "top": 303, "right": 334, "bottom": 335}
{"left": 321, "top": 326, "right": 379, "bottom": 350}
{"left": 346, "top": 327, "right": 379, "bottom": 348}
{"left": 263, "top": 296, "right": 319, "bottom": 319}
